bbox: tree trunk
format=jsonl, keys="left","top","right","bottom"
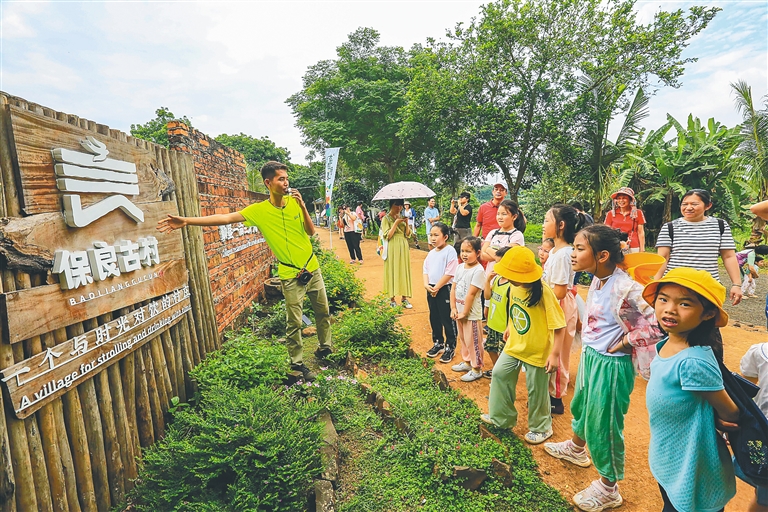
{"left": 664, "top": 192, "right": 673, "bottom": 224}
{"left": 749, "top": 216, "right": 767, "bottom": 245}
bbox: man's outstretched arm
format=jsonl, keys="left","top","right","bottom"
{"left": 157, "top": 211, "right": 246, "bottom": 233}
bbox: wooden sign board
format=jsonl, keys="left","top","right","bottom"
{"left": 1, "top": 286, "right": 191, "bottom": 418}
{"left": 1, "top": 258, "right": 188, "bottom": 344}
{"left": 6, "top": 105, "right": 167, "bottom": 215}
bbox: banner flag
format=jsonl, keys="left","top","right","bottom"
{"left": 324, "top": 147, "right": 340, "bottom": 218}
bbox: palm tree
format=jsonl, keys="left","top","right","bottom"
{"left": 576, "top": 74, "right": 649, "bottom": 220}
{"left": 731, "top": 80, "right": 768, "bottom": 244}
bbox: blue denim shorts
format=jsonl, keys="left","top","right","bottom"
{"left": 733, "top": 456, "right": 768, "bottom": 506}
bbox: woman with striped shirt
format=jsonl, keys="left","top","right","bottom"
{"left": 654, "top": 189, "right": 743, "bottom": 305}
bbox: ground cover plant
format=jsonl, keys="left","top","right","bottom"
{"left": 129, "top": 334, "right": 324, "bottom": 512}
{"left": 327, "top": 296, "right": 411, "bottom": 363}
{"left": 326, "top": 358, "right": 572, "bottom": 512}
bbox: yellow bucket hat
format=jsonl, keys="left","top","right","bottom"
{"left": 642, "top": 267, "right": 728, "bottom": 327}
{"left": 493, "top": 246, "right": 542, "bottom": 283}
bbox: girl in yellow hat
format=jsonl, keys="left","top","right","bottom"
{"left": 643, "top": 268, "right": 738, "bottom": 512}
{"left": 480, "top": 245, "right": 566, "bottom": 445}
{"left": 544, "top": 225, "right": 664, "bottom": 512}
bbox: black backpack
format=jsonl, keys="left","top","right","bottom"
{"left": 718, "top": 358, "right": 768, "bottom": 486}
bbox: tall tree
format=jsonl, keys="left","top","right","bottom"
{"left": 731, "top": 80, "right": 768, "bottom": 244}
{"left": 287, "top": 28, "right": 410, "bottom": 183}
{"left": 215, "top": 133, "right": 293, "bottom": 191}
{"left": 403, "top": 0, "right": 719, "bottom": 201}
{"left": 130, "top": 107, "right": 192, "bottom": 147}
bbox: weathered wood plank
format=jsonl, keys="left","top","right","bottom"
{"left": 1, "top": 258, "right": 188, "bottom": 344}
{"left": 1, "top": 290, "right": 190, "bottom": 417}
{"left": 6, "top": 106, "right": 167, "bottom": 215}
{"left": 0, "top": 200, "right": 183, "bottom": 273}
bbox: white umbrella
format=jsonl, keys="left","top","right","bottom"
{"left": 372, "top": 181, "right": 436, "bottom": 201}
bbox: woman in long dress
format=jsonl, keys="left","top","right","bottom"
{"left": 381, "top": 199, "right": 413, "bottom": 308}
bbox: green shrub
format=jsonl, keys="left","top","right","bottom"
{"left": 316, "top": 249, "right": 364, "bottom": 312}
{"left": 131, "top": 384, "right": 323, "bottom": 512}
{"left": 523, "top": 223, "right": 543, "bottom": 243}
{"left": 329, "top": 297, "right": 411, "bottom": 363}
{"left": 191, "top": 330, "right": 290, "bottom": 390}
{"left": 250, "top": 301, "right": 287, "bottom": 337}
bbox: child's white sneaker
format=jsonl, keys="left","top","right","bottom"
{"left": 543, "top": 439, "right": 592, "bottom": 467}
{"left": 460, "top": 369, "right": 483, "bottom": 382}
{"left": 451, "top": 361, "right": 471, "bottom": 372}
{"left": 524, "top": 429, "right": 553, "bottom": 444}
{"left": 573, "top": 480, "right": 623, "bottom": 511}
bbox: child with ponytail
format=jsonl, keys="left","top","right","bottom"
{"left": 544, "top": 225, "right": 664, "bottom": 511}
{"left": 481, "top": 246, "right": 566, "bottom": 445}
{"left": 542, "top": 204, "right": 585, "bottom": 415}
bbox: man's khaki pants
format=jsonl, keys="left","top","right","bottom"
{"left": 281, "top": 269, "right": 332, "bottom": 366}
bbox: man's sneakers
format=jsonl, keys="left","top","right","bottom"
{"left": 290, "top": 364, "right": 316, "bottom": 382}
{"left": 543, "top": 439, "right": 592, "bottom": 467}
{"left": 439, "top": 349, "right": 455, "bottom": 364}
{"left": 314, "top": 347, "right": 333, "bottom": 360}
{"left": 426, "top": 343, "right": 445, "bottom": 358}
{"left": 573, "top": 480, "right": 623, "bottom": 511}
{"left": 524, "top": 429, "right": 553, "bottom": 445}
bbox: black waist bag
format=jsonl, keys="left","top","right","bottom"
{"left": 719, "top": 359, "right": 768, "bottom": 487}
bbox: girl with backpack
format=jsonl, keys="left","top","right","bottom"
{"left": 542, "top": 204, "right": 586, "bottom": 415}
{"left": 654, "top": 189, "right": 743, "bottom": 305}
{"left": 481, "top": 246, "right": 565, "bottom": 445}
{"left": 544, "top": 225, "right": 664, "bottom": 512}
{"left": 643, "top": 268, "right": 738, "bottom": 512}
{"left": 480, "top": 199, "right": 526, "bottom": 274}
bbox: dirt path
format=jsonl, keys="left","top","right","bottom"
{"left": 321, "top": 230, "right": 761, "bottom": 510}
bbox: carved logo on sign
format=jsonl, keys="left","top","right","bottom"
{"left": 52, "top": 237, "right": 160, "bottom": 290}
{"left": 52, "top": 136, "right": 145, "bottom": 227}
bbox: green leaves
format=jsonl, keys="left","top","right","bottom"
{"left": 130, "top": 107, "right": 192, "bottom": 148}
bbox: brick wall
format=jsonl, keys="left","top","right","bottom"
{"left": 168, "top": 121, "right": 274, "bottom": 333}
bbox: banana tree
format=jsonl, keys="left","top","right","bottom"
{"left": 621, "top": 114, "right": 743, "bottom": 225}
{"left": 731, "top": 80, "right": 768, "bottom": 244}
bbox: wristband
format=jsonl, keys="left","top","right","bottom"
{"left": 732, "top": 284, "right": 742, "bottom": 287}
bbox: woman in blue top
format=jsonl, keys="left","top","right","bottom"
{"left": 643, "top": 268, "right": 739, "bottom": 512}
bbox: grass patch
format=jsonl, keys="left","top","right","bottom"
{"left": 332, "top": 358, "right": 571, "bottom": 512}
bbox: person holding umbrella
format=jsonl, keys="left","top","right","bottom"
{"left": 381, "top": 199, "right": 414, "bottom": 308}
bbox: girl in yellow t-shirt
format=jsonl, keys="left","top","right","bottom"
{"left": 481, "top": 246, "right": 565, "bottom": 445}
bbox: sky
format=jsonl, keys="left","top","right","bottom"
{"left": 1, "top": 0, "right": 766, "bottom": 170}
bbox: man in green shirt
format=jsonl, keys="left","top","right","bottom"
{"left": 157, "top": 161, "right": 332, "bottom": 381}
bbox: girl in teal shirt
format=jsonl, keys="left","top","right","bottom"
{"left": 643, "top": 268, "right": 739, "bottom": 512}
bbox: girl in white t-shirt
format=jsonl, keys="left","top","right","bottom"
{"left": 423, "top": 222, "right": 459, "bottom": 363}
{"left": 450, "top": 236, "right": 486, "bottom": 382}
{"left": 541, "top": 204, "right": 587, "bottom": 414}
{"left": 481, "top": 199, "right": 526, "bottom": 275}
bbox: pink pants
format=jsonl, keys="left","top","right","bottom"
{"left": 549, "top": 292, "right": 577, "bottom": 398}
{"left": 457, "top": 319, "right": 484, "bottom": 369}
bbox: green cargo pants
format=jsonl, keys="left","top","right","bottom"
{"left": 281, "top": 269, "right": 332, "bottom": 366}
